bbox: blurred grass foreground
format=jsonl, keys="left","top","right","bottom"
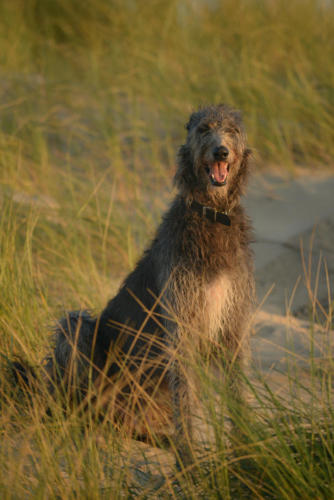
{"left": 1, "top": 0, "right": 334, "bottom": 498}
{"left": 1, "top": 0, "right": 334, "bottom": 171}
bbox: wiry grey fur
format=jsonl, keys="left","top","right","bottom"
{"left": 44, "top": 104, "right": 255, "bottom": 465}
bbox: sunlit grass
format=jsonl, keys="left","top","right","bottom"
{"left": 1, "top": 185, "right": 334, "bottom": 497}
{"left": 1, "top": 0, "right": 334, "bottom": 497}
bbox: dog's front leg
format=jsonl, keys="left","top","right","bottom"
{"left": 169, "top": 355, "right": 194, "bottom": 469}
{"left": 217, "top": 322, "right": 251, "bottom": 445}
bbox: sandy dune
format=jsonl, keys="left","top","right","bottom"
{"left": 245, "top": 170, "right": 334, "bottom": 373}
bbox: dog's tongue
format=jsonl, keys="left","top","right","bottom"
{"left": 211, "top": 162, "right": 228, "bottom": 184}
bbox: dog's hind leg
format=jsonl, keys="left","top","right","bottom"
{"left": 44, "top": 310, "right": 102, "bottom": 400}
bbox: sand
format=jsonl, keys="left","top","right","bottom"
{"left": 245, "top": 170, "right": 334, "bottom": 373}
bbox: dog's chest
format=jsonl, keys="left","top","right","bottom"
{"left": 204, "top": 273, "right": 233, "bottom": 340}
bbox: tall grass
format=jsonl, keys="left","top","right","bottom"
{"left": 1, "top": 0, "right": 334, "bottom": 497}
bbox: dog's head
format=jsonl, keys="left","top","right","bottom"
{"left": 175, "top": 105, "right": 251, "bottom": 202}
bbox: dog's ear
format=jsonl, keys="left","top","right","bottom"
{"left": 230, "top": 109, "right": 243, "bottom": 126}
{"left": 185, "top": 116, "right": 195, "bottom": 132}
{"left": 240, "top": 148, "right": 252, "bottom": 177}
{"left": 227, "top": 147, "right": 252, "bottom": 202}
{"left": 238, "top": 147, "right": 252, "bottom": 187}
{"left": 174, "top": 144, "right": 196, "bottom": 192}
{"left": 243, "top": 148, "right": 252, "bottom": 162}
{"left": 185, "top": 110, "right": 202, "bottom": 132}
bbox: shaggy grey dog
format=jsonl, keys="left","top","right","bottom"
{"left": 43, "top": 104, "right": 254, "bottom": 465}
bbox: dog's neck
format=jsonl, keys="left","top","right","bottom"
{"left": 188, "top": 200, "right": 231, "bottom": 226}
{"left": 183, "top": 189, "right": 238, "bottom": 214}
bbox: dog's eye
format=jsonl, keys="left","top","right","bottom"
{"left": 198, "top": 124, "right": 210, "bottom": 134}
{"left": 225, "top": 127, "right": 239, "bottom": 135}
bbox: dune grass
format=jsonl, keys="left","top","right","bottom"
{"left": 1, "top": 0, "right": 334, "bottom": 497}
{"left": 1, "top": 0, "right": 334, "bottom": 175}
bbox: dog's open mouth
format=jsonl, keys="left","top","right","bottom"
{"left": 205, "top": 162, "right": 230, "bottom": 187}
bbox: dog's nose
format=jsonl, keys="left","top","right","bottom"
{"left": 213, "top": 146, "right": 229, "bottom": 160}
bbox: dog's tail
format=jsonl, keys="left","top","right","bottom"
{"left": 11, "top": 359, "right": 38, "bottom": 389}
{"left": 3, "top": 356, "right": 41, "bottom": 406}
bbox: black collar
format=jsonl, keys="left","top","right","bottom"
{"left": 189, "top": 200, "right": 231, "bottom": 226}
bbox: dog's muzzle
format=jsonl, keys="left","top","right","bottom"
{"left": 205, "top": 146, "right": 230, "bottom": 186}
{"left": 205, "top": 161, "right": 230, "bottom": 186}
